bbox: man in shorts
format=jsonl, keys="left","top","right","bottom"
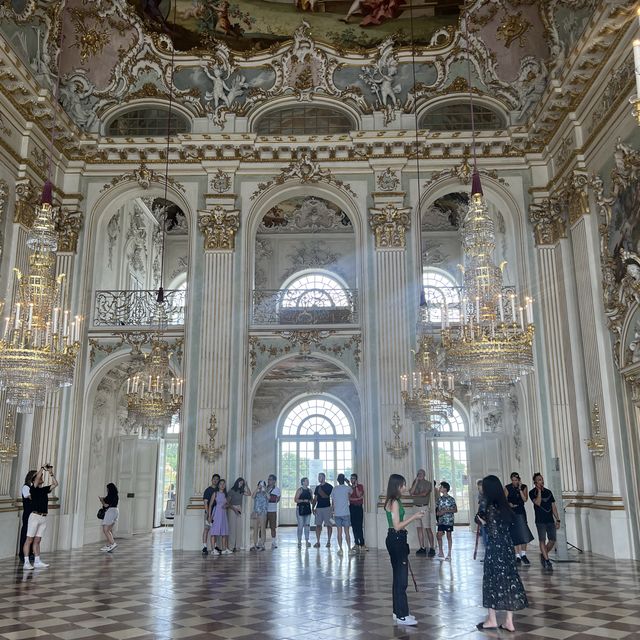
{"left": 266, "top": 474, "right": 281, "bottom": 549}
{"left": 529, "top": 472, "right": 560, "bottom": 571}
{"left": 331, "top": 474, "right": 353, "bottom": 555}
{"left": 202, "top": 474, "right": 219, "bottom": 555}
{"left": 23, "top": 464, "right": 58, "bottom": 570}
{"left": 410, "top": 469, "right": 435, "bottom": 557}
{"left": 313, "top": 472, "right": 333, "bottom": 548}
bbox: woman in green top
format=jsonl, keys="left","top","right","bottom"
{"left": 384, "top": 474, "right": 426, "bottom": 627}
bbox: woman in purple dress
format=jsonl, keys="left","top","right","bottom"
{"left": 209, "top": 479, "right": 231, "bottom": 555}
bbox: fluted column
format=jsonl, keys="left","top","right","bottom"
{"left": 370, "top": 196, "right": 413, "bottom": 482}
{"left": 192, "top": 200, "right": 239, "bottom": 494}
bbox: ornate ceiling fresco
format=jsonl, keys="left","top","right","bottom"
{"left": 0, "top": 0, "right": 613, "bottom": 138}
{"left": 126, "top": 0, "right": 461, "bottom": 53}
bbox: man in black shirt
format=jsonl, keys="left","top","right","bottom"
{"left": 529, "top": 473, "right": 560, "bottom": 571}
{"left": 202, "top": 474, "right": 220, "bottom": 555}
{"left": 23, "top": 464, "right": 58, "bottom": 570}
{"left": 312, "top": 473, "right": 333, "bottom": 548}
{"left": 18, "top": 470, "right": 37, "bottom": 563}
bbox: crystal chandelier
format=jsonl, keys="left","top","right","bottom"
{"left": 126, "top": 337, "right": 182, "bottom": 439}
{"left": 441, "top": 172, "right": 534, "bottom": 404}
{"left": 401, "top": 325, "right": 454, "bottom": 431}
{"left": 0, "top": 183, "right": 81, "bottom": 412}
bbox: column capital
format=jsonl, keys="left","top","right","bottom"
{"left": 13, "top": 179, "right": 38, "bottom": 229}
{"left": 198, "top": 206, "right": 240, "bottom": 251}
{"left": 54, "top": 207, "right": 83, "bottom": 253}
{"left": 565, "top": 171, "right": 591, "bottom": 226}
{"left": 369, "top": 203, "right": 411, "bottom": 250}
{"left": 528, "top": 198, "right": 566, "bottom": 246}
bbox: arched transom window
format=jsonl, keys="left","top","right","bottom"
{"left": 282, "top": 273, "right": 349, "bottom": 308}
{"left": 423, "top": 269, "right": 461, "bottom": 324}
{"left": 279, "top": 397, "right": 354, "bottom": 509}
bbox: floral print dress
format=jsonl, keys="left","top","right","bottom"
{"left": 482, "top": 505, "right": 528, "bottom": 611}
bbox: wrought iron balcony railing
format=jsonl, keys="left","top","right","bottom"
{"left": 93, "top": 289, "right": 186, "bottom": 327}
{"left": 251, "top": 288, "right": 358, "bottom": 325}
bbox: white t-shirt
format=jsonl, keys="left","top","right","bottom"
{"left": 332, "top": 484, "right": 352, "bottom": 517}
{"left": 266, "top": 486, "right": 281, "bottom": 513}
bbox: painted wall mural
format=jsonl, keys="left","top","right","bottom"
{"left": 126, "top": 0, "right": 461, "bottom": 52}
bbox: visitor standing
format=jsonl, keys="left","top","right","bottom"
{"left": 23, "top": 464, "right": 58, "bottom": 570}
{"left": 228, "top": 477, "right": 251, "bottom": 552}
{"left": 312, "top": 472, "right": 333, "bottom": 548}
{"left": 349, "top": 473, "right": 366, "bottom": 551}
{"left": 410, "top": 469, "right": 435, "bottom": 557}
{"left": 332, "top": 473, "right": 353, "bottom": 555}
{"left": 18, "top": 470, "right": 36, "bottom": 564}
{"left": 505, "top": 472, "right": 533, "bottom": 564}
{"left": 99, "top": 483, "right": 119, "bottom": 552}
{"left": 476, "top": 475, "right": 528, "bottom": 633}
{"left": 384, "top": 473, "right": 425, "bottom": 626}
{"left": 266, "top": 474, "right": 281, "bottom": 549}
{"left": 529, "top": 473, "right": 560, "bottom": 571}
{"left": 294, "top": 477, "right": 313, "bottom": 548}
{"left": 435, "top": 481, "right": 457, "bottom": 560}
{"left": 210, "top": 479, "right": 231, "bottom": 555}
{"left": 202, "top": 473, "right": 220, "bottom": 555}
{"left": 251, "top": 480, "right": 268, "bottom": 551}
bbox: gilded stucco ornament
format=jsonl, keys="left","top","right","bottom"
{"left": 528, "top": 199, "right": 565, "bottom": 246}
{"left": 54, "top": 207, "right": 83, "bottom": 254}
{"left": 251, "top": 155, "right": 357, "bottom": 200}
{"left": 198, "top": 206, "right": 240, "bottom": 251}
{"left": 101, "top": 162, "right": 185, "bottom": 193}
{"left": 13, "top": 179, "right": 39, "bottom": 228}
{"left": 369, "top": 204, "right": 411, "bottom": 250}
{"left": 496, "top": 12, "right": 531, "bottom": 48}
{"left": 201, "top": 45, "right": 247, "bottom": 126}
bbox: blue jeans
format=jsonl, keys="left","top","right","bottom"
{"left": 296, "top": 512, "right": 310, "bottom": 542}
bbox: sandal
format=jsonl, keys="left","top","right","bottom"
{"left": 476, "top": 622, "right": 498, "bottom": 631}
{"left": 499, "top": 625, "right": 515, "bottom": 633}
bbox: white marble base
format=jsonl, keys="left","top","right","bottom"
{"left": 565, "top": 506, "right": 634, "bottom": 559}
{"left": 0, "top": 510, "right": 20, "bottom": 559}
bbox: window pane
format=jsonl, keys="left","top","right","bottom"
{"left": 423, "top": 269, "right": 461, "bottom": 324}
{"left": 282, "top": 273, "right": 349, "bottom": 308}
{"left": 107, "top": 108, "right": 190, "bottom": 136}
{"left": 421, "top": 104, "right": 504, "bottom": 131}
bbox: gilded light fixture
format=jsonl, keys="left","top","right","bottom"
{"left": 199, "top": 413, "right": 226, "bottom": 463}
{"left": 441, "top": 173, "right": 535, "bottom": 404}
{"left": 401, "top": 326, "right": 454, "bottom": 432}
{"left": 0, "top": 408, "right": 18, "bottom": 463}
{"left": 0, "top": 183, "right": 81, "bottom": 412}
{"left": 126, "top": 338, "right": 183, "bottom": 439}
{"left": 585, "top": 403, "right": 606, "bottom": 457}
{"left": 385, "top": 412, "right": 411, "bottom": 459}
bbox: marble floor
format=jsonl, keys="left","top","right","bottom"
{"left": 0, "top": 528, "right": 638, "bottom": 640}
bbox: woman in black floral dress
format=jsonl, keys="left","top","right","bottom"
{"left": 476, "top": 475, "right": 528, "bottom": 633}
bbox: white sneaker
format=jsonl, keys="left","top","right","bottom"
{"left": 271, "top": 541, "right": 278, "bottom": 549}
{"left": 392, "top": 614, "right": 416, "bottom": 622}
{"left": 100, "top": 545, "right": 110, "bottom": 552}
{"left": 33, "top": 559, "right": 49, "bottom": 568}
{"left": 222, "top": 549, "right": 232, "bottom": 555}
{"left": 107, "top": 543, "right": 117, "bottom": 552}
{"left": 396, "top": 616, "right": 418, "bottom": 626}
{"left": 23, "top": 562, "right": 34, "bottom": 570}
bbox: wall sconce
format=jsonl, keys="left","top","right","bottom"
{"left": 385, "top": 411, "right": 412, "bottom": 459}
{"left": 199, "top": 413, "right": 226, "bottom": 463}
{"left": 585, "top": 403, "right": 606, "bottom": 458}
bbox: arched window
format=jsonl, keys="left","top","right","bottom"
{"left": 420, "top": 103, "right": 505, "bottom": 131}
{"left": 423, "top": 268, "right": 460, "bottom": 324}
{"left": 107, "top": 108, "right": 190, "bottom": 137}
{"left": 432, "top": 407, "right": 470, "bottom": 522}
{"left": 279, "top": 397, "right": 354, "bottom": 509}
{"left": 167, "top": 281, "right": 187, "bottom": 325}
{"left": 254, "top": 106, "right": 354, "bottom": 135}
{"left": 279, "top": 272, "right": 353, "bottom": 324}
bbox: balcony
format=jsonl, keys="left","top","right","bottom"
{"left": 93, "top": 289, "right": 185, "bottom": 328}
{"left": 251, "top": 288, "right": 358, "bottom": 326}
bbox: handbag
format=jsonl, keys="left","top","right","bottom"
{"left": 97, "top": 507, "right": 106, "bottom": 520}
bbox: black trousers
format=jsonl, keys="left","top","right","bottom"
{"left": 386, "top": 528, "right": 409, "bottom": 618}
{"left": 349, "top": 504, "right": 364, "bottom": 546}
{"left": 19, "top": 511, "right": 31, "bottom": 561}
